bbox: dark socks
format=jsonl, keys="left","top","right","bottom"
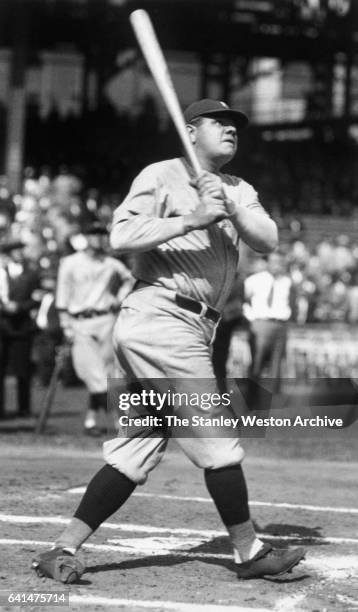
{"left": 74, "top": 464, "right": 136, "bottom": 531}
{"left": 90, "top": 392, "right": 108, "bottom": 411}
{"left": 204, "top": 464, "right": 250, "bottom": 526}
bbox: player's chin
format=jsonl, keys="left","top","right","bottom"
{"left": 221, "top": 141, "right": 237, "bottom": 154}
{"left": 219, "top": 147, "right": 236, "bottom": 164}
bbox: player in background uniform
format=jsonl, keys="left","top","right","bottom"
{"left": 56, "top": 222, "right": 133, "bottom": 435}
{"left": 33, "top": 99, "right": 305, "bottom": 582}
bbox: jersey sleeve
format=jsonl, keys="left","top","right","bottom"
{"left": 112, "top": 165, "right": 169, "bottom": 222}
{"left": 239, "top": 181, "right": 270, "bottom": 216}
{"left": 223, "top": 174, "right": 270, "bottom": 217}
{"left": 111, "top": 164, "right": 185, "bottom": 253}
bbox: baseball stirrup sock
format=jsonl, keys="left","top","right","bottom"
{"left": 204, "top": 464, "right": 250, "bottom": 525}
{"left": 228, "top": 519, "right": 263, "bottom": 563}
{"left": 90, "top": 392, "right": 107, "bottom": 411}
{"left": 74, "top": 464, "right": 136, "bottom": 531}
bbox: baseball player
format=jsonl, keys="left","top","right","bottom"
{"left": 33, "top": 99, "right": 305, "bottom": 582}
{"left": 55, "top": 222, "right": 133, "bottom": 434}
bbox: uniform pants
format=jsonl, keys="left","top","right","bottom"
{"left": 71, "top": 313, "right": 117, "bottom": 394}
{"left": 104, "top": 285, "right": 245, "bottom": 484}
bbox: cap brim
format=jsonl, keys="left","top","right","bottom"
{"left": 0, "top": 241, "right": 25, "bottom": 253}
{"left": 200, "top": 109, "right": 249, "bottom": 131}
{"left": 82, "top": 227, "right": 108, "bottom": 235}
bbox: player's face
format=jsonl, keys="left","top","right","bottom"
{"left": 86, "top": 234, "right": 107, "bottom": 252}
{"left": 193, "top": 116, "right": 238, "bottom": 166}
{"left": 11, "top": 247, "right": 24, "bottom": 263}
{"left": 268, "top": 254, "right": 285, "bottom": 276}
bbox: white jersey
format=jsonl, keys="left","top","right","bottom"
{"left": 112, "top": 157, "right": 269, "bottom": 311}
{"left": 56, "top": 251, "right": 131, "bottom": 315}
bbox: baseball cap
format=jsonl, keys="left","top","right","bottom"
{"left": 0, "top": 239, "right": 25, "bottom": 253}
{"left": 184, "top": 99, "right": 249, "bottom": 131}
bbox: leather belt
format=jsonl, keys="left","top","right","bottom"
{"left": 255, "top": 318, "right": 287, "bottom": 323}
{"left": 71, "top": 306, "right": 119, "bottom": 319}
{"left": 175, "top": 294, "right": 221, "bottom": 323}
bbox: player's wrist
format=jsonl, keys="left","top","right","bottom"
{"left": 223, "top": 198, "right": 236, "bottom": 216}
{"left": 183, "top": 213, "right": 203, "bottom": 233}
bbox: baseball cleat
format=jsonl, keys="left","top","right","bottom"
{"left": 32, "top": 547, "right": 85, "bottom": 584}
{"left": 236, "top": 543, "right": 305, "bottom": 579}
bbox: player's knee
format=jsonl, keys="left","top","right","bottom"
{"left": 192, "top": 445, "right": 246, "bottom": 470}
{"left": 103, "top": 437, "right": 166, "bottom": 485}
{"left": 105, "top": 462, "right": 149, "bottom": 485}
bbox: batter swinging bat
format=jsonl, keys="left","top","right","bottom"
{"left": 130, "top": 9, "right": 202, "bottom": 176}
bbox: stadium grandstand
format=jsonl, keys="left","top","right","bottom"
{"left": 0, "top": 0, "right": 358, "bottom": 387}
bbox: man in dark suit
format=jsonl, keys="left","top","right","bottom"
{"left": 0, "top": 241, "right": 40, "bottom": 418}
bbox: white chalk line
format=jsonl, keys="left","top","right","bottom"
{"left": 67, "top": 487, "right": 358, "bottom": 515}
{"left": 2, "top": 537, "right": 358, "bottom": 582}
{"left": 66, "top": 594, "right": 273, "bottom": 612}
{"left": 68, "top": 594, "right": 308, "bottom": 612}
{"left": 0, "top": 514, "right": 357, "bottom": 545}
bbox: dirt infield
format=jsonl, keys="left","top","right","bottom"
{"left": 0, "top": 383, "right": 358, "bottom": 611}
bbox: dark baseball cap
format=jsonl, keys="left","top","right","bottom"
{"left": 184, "top": 99, "right": 249, "bottom": 131}
{"left": 0, "top": 239, "right": 25, "bottom": 253}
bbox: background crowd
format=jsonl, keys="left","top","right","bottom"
{"left": 1, "top": 146, "right": 358, "bottom": 327}
{"left": 1, "top": 133, "right": 358, "bottom": 418}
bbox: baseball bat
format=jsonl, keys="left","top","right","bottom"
{"left": 34, "top": 344, "right": 67, "bottom": 436}
{"left": 130, "top": 9, "right": 202, "bottom": 176}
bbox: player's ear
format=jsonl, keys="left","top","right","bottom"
{"left": 186, "top": 124, "right": 197, "bottom": 144}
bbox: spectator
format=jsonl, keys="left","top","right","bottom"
{"left": 243, "top": 252, "right": 293, "bottom": 393}
{"left": 0, "top": 241, "right": 40, "bottom": 418}
{"left": 347, "top": 270, "right": 358, "bottom": 324}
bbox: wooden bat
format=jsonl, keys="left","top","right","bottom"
{"left": 130, "top": 9, "right": 202, "bottom": 176}
{"left": 34, "top": 344, "right": 68, "bottom": 436}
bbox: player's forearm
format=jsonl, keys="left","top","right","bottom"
{"left": 110, "top": 216, "right": 186, "bottom": 253}
{"left": 230, "top": 207, "right": 278, "bottom": 253}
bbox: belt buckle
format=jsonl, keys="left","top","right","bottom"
{"left": 198, "top": 301, "right": 208, "bottom": 318}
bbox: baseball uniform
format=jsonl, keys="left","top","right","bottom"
{"left": 56, "top": 248, "right": 132, "bottom": 427}
{"left": 32, "top": 100, "right": 304, "bottom": 583}
{"left": 103, "top": 157, "right": 269, "bottom": 483}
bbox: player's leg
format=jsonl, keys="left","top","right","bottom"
{"left": 32, "top": 430, "right": 168, "bottom": 583}
{"left": 71, "top": 321, "right": 109, "bottom": 434}
{"left": 166, "top": 323, "right": 305, "bottom": 579}
{"left": 31, "top": 464, "right": 137, "bottom": 583}
{"left": 204, "top": 462, "right": 305, "bottom": 578}
{"left": 32, "top": 308, "right": 169, "bottom": 583}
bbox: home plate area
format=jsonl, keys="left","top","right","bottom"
{"left": 1, "top": 508, "right": 358, "bottom": 611}
{"left": 1, "top": 446, "right": 358, "bottom": 611}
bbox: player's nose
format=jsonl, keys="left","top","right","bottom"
{"left": 225, "top": 125, "right": 237, "bottom": 137}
